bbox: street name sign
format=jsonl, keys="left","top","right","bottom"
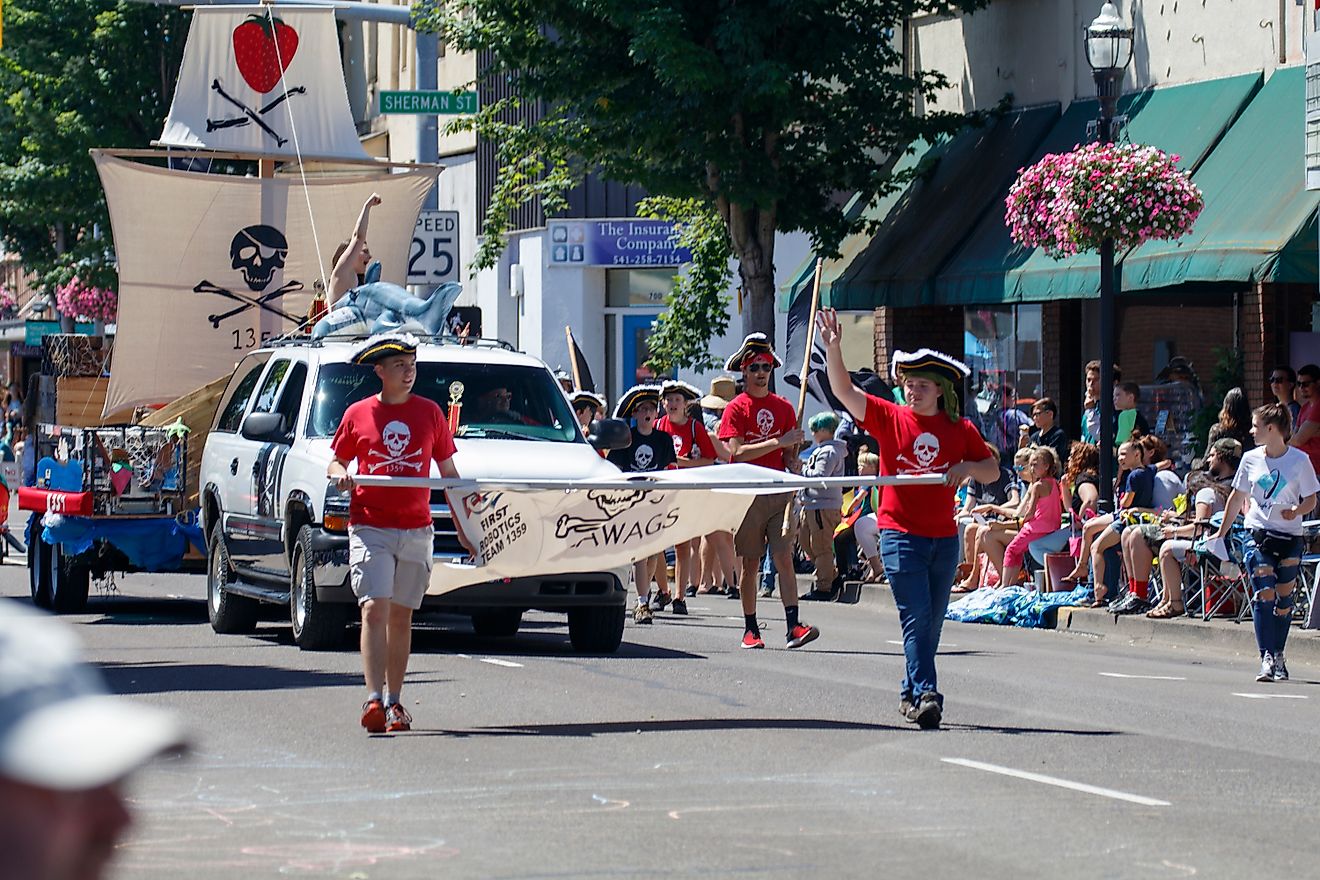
{"left": 380, "top": 90, "right": 479, "bottom": 115}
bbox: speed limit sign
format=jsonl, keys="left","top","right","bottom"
{"left": 408, "top": 210, "right": 460, "bottom": 285}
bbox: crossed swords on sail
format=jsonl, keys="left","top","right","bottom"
{"left": 205, "top": 78, "right": 305, "bottom": 148}
{"left": 194, "top": 279, "right": 303, "bottom": 328}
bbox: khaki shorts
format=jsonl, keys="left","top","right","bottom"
{"left": 348, "top": 525, "right": 434, "bottom": 610}
{"left": 735, "top": 493, "right": 794, "bottom": 559}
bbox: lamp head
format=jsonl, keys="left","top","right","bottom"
{"left": 1084, "top": 2, "right": 1134, "bottom": 73}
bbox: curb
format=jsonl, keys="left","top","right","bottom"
{"left": 830, "top": 576, "right": 1320, "bottom": 665}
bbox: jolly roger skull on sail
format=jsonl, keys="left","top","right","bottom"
{"left": 193, "top": 224, "right": 304, "bottom": 328}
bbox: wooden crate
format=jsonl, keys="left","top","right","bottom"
{"left": 56, "top": 377, "right": 109, "bottom": 427}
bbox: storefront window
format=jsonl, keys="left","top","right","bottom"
{"left": 964, "top": 304, "right": 1042, "bottom": 455}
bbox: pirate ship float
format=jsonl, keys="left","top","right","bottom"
{"left": 24, "top": 2, "right": 440, "bottom": 611}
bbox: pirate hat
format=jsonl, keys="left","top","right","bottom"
{"left": 724, "top": 333, "right": 783, "bottom": 371}
{"left": 352, "top": 332, "right": 420, "bottom": 366}
{"left": 889, "top": 348, "right": 971, "bottom": 386}
{"left": 571, "top": 390, "right": 607, "bottom": 411}
{"left": 660, "top": 379, "right": 702, "bottom": 402}
{"left": 613, "top": 384, "right": 662, "bottom": 419}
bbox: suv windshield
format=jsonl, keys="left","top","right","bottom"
{"left": 308, "top": 361, "right": 582, "bottom": 442}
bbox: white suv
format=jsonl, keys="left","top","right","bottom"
{"left": 199, "top": 337, "right": 629, "bottom": 652}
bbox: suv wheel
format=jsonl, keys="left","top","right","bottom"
{"left": 207, "top": 523, "right": 258, "bottom": 634}
{"left": 28, "top": 529, "right": 53, "bottom": 609}
{"left": 291, "top": 525, "right": 349, "bottom": 651}
{"left": 568, "top": 605, "right": 625, "bottom": 654}
{"left": 471, "top": 609, "right": 523, "bottom": 638}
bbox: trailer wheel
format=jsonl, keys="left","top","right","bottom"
{"left": 207, "top": 523, "right": 258, "bottom": 634}
{"left": 291, "top": 526, "right": 349, "bottom": 651}
{"left": 28, "top": 528, "right": 52, "bottom": 610}
{"left": 45, "top": 540, "right": 90, "bottom": 614}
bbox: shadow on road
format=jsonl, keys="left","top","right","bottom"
{"left": 98, "top": 660, "right": 365, "bottom": 695}
{"left": 76, "top": 597, "right": 210, "bottom": 626}
{"left": 398, "top": 717, "right": 1126, "bottom": 739}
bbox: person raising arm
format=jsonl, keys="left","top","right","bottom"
{"left": 329, "top": 193, "right": 382, "bottom": 304}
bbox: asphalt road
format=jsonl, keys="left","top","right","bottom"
{"left": 4, "top": 563, "right": 1318, "bottom": 880}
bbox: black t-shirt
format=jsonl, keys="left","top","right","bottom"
{"left": 608, "top": 427, "right": 677, "bottom": 473}
{"left": 1029, "top": 424, "right": 1072, "bottom": 469}
{"left": 969, "top": 464, "right": 1018, "bottom": 506}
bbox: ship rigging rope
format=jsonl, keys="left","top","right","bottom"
{"left": 266, "top": 2, "right": 330, "bottom": 305}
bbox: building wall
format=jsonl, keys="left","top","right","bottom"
{"left": 1117, "top": 296, "right": 1236, "bottom": 388}
{"left": 914, "top": 0, "right": 1306, "bottom": 114}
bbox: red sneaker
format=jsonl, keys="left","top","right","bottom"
{"left": 360, "top": 698, "right": 386, "bottom": 733}
{"left": 385, "top": 703, "right": 413, "bottom": 732}
{"left": 741, "top": 631, "right": 765, "bottom": 649}
{"left": 786, "top": 623, "right": 820, "bottom": 649}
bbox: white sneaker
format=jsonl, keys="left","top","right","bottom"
{"left": 1257, "top": 652, "right": 1275, "bottom": 683}
{"left": 1273, "top": 653, "right": 1290, "bottom": 682}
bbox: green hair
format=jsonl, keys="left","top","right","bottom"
{"left": 808, "top": 412, "right": 840, "bottom": 434}
{"left": 901, "top": 369, "right": 961, "bottom": 422}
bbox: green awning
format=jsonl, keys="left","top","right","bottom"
{"left": 780, "top": 149, "right": 927, "bottom": 311}
{"left": 1122, "top": 66, "right": 1319, "bottom": 290}
{"left": 935, "top": 72, "right": 1264, "bottom": 305}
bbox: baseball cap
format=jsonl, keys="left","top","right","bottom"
{"left": 0, "top": 600, "right": 187, "bottom": 790}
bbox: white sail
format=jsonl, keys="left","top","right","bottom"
{"left": 92, "top": 151, "right": 435, "bottom": 415}
{"left": 158, "top": 5, "right": 369, "bottom": 161}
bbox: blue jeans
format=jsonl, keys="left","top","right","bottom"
{"left": 879, "top": 530, "right": 959, "bottom": 704}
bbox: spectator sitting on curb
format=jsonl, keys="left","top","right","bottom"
{"left": 1066, "top": 439, "right": 1155, "bottom": 605}
{"left": 978, "top": 445, "right": 1067, "bottom": 592}
{"left": 1026, "top": 441, "right": 1099, "bottom": 568}
{"left": 0, "top": 600, "right": 188, "bottom": 880}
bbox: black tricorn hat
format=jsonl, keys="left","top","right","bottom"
{"left": 659, "top": 379, "right": 702, "bottom": 401}
{"left": 613, "top": 384, "right": 662, "bottom": 419}
{"left": 890, "top": 348, "right": 971, "bottom": 386}
{"left": 571, "top": 390, "right": 607, "bottom": 411}
{"left": 724, "top": 333, "right": 783, "bottom": 371}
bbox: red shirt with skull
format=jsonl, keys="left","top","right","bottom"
{"left": 331, "top": 394, "right": 457, "bottom": 530}
{"left": 860, "top": 394, "right": 991, "bottom": 538}
{"left": 718, "top": 392, "right": 797, "bottom": 471}
{"left": 656, "top": 415, "right": 717, "bottom": 461}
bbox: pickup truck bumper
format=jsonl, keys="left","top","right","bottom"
{"left": 308, "top": 528, "right": 626, "bottom": 609}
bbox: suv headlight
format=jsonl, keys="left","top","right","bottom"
{"left": 323, "top": 484, "right": 350, "bottom": 533}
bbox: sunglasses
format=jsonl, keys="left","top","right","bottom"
{"left": 1269, "top": 376, "right": 1292, "bottom": 384}
{"left": 745, "top": 363, "right": 774, "bottom": 374}
{"left": 1301, "top": 380, "right": 1316, "bottom": 388}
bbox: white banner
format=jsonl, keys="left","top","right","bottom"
{"left": 361, "top": 466, "right": 950, "bottom": 596}
{"left": 93, "top": 151, "right": 435, "bottom": 414}
{"left": 428, "top": 465, "right": 776, "bottom": 595}
{"left": 159, "top": 6, "right": 368, "bottom": 161}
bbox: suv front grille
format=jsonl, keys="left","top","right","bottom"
{"left": 430, "top": 493, "right": 465, "bottom": 556}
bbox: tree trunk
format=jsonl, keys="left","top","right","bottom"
{"left": 724, "top": 203, "right": 778, "bottom": 347}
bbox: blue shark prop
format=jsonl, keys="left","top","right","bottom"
{"left": 312, "top": 261, "right": 463, "bottom": 339}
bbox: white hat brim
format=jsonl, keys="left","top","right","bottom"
{"left": 1, "top": 695, "right": 186, "bottom": 791}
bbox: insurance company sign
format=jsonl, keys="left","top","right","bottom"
{"left": 546, "top": 219, "right": 692, "bottom": 268}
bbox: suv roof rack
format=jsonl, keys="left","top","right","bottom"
{"left": 265, "top": 333, "right": 516, "bottom": 352}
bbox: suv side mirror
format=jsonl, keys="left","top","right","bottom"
{"left": 589, "top": 417, "right": 632, "bottom": 452}
{"left": 240, "top": 411, "right": 287, "bottom": 444}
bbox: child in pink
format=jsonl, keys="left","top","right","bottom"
{"left": 984, "top": 446, "right": 1067, "bottom": 588}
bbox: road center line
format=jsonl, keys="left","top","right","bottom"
{"left": 1232, "top": 692, "right": 1306, "bottom": 700}
{"left": 455, "top": 653, "right": 524, "bottom": 668}
{"left": 941, "top": 758, "right": 1171, "bottom": 807}
{"left": 1099, "top": 672, "right": 1187, "bottom": 681}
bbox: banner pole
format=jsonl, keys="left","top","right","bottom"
{"left": 781, "top": 256, "right": 826, "bottom": 534}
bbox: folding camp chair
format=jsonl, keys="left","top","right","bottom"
{"left": 1198, "top": 523, "right": 1251, "bottom": 623}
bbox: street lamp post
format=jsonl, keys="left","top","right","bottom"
{"left": 1085, "top": 2, "right": 1134, "bottom": 507}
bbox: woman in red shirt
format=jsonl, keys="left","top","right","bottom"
{"left": 818, "top": 309, "right": 997, "bottom": 730}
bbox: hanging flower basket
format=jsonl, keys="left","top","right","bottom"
{"left": 1005, "top": 142, "right": 1204, "bottom": 259}
{"left": 0, "top": 287, "right": 15, "bottom": 318}
{"left": 55, "top": 276, "right": 118, "bottom": 324}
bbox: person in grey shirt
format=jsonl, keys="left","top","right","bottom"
{"left": 799, "top": 412, "right": 848, "bottom": 600}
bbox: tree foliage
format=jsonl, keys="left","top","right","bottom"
{"left": 0, "top": 1, "right": 189, "bottom": 292}
{"left": 417, "top": 0, "right": 992, "bottom": 362}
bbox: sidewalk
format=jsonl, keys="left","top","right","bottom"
{"left": 834, "top": 575, "right": 1320, "bottom": 666}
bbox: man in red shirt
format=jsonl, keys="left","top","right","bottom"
{"left": 818, "top": 310, "right": 997, "bottom": 730}
{"left": 328, "top": 333, "right": 461, "bottom": 734}
{"left": 717, "top": 333, "right": 818, "bottom": 651}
